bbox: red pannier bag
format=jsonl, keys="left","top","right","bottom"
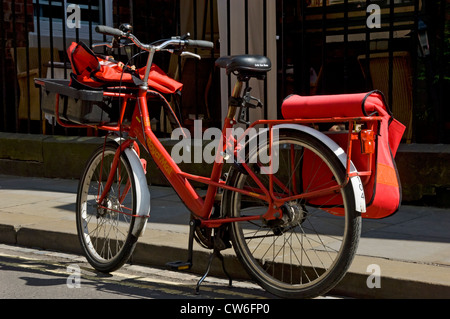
{"left": 67, "top": 41, "right": 183, "bottom": 94}
{"left": 281, "top": 91, "right": 405, "bottom": 219}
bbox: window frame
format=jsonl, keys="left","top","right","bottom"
{"left": 29, "top": 0, "right": 113, "bottom": 50}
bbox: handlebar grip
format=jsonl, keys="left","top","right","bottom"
{"left": 185, "top": 39, "right": 214, "bottom": 49}
{"left": 95, "top": 25, "right": 124, "bottom": 37}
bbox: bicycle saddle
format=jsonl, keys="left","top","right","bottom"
{"left": 215, "top": 55, "right": 271, "bottom": 80}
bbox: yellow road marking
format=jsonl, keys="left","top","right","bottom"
{"left": 0, "top": 252, "right": 267, "bottom": 299}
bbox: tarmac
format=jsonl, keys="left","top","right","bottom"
{"left": 0, "top": 173, "right": 449, "bottom": 299}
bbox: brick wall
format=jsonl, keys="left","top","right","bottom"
{"left": 2, "top": 0, "right": 34, "bottom": 59}
{"left": 1, "top": 0, "right": 35, "bottom": 131}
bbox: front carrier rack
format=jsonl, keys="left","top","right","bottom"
{"left": 35, "top": 78, "right": 117, "bottom": 126}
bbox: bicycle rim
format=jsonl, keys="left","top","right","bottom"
{"left": 224, "top": 131, "right": 361, "bottom": 298}
{"left": 76, "top": 143, "right": 137, "bottom": 273}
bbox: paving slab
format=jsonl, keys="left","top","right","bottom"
{"left": 1, "top": 174, "right": 449, "bottom": 298}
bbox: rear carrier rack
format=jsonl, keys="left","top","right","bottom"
{"left": 34, "top": 78, "right": 117, "bottom": 125}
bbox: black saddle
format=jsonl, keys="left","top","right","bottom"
{"left": 215, "top": 55, "right": 271, "bottom": 80}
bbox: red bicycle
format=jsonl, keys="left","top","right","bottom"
{"left": 35, "top": 24, "right": 402, "bottom": 298}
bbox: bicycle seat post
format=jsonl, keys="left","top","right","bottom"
{"left": 216, "top": 54, "right": 271, "bottom": 124}
{"left": 203, "top": 78, "right": 244, "bottom": 211}
{"left": 140, "top": 47, "right": 156, "bottom": 92}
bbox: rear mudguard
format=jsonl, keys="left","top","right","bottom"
{"left": 111, "top": 138, "right": 151, "bottom": 237}
{"left": 236, "top": 124, "right": 366, "bottom": 213}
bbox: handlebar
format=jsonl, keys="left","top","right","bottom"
{"left": 95, "top": 25, "right": 214, "bottom": 51}
{"left": 94, "top": 24, "right": 214, "bottom": 88}
{"left": 95, "top": 25, "right": 124, "bottom": 38}
{"left": 185, "top": 39, "right": 214, "bottom": 49}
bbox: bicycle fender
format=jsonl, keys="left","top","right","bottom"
{"left": 123, "top": 146, "right": 151, "bottom": 237}
{"left": 275, "top": 124, "right": 366, "bottom": 213}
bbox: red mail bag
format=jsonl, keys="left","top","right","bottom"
{"left": 67, "top": 41, "right": 183, "bottom": 94}
{"left": 281, "top": 91, "right": 405, "bottom": 219}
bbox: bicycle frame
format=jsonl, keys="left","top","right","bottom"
{"left": 53, "top": 72, "right": 381, "bottom": 228}
{"left": 46, "top": 28, "right": 382, "bottom": 228}
{"left": 39, "top": 25, "right": 405, "bottom": 298}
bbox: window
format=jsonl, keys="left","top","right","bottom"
{"left": 307, "top": 0, "right": 415, "bottom": 8}
{"left": 29, "top": 0, "right": 113, "bottom": 49}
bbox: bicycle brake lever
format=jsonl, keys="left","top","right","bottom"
{"left": 92, "top": 42, "right": 114, "bottom": 49}
{"left": 180, "top": 51, "right": 201, "bottom": 60}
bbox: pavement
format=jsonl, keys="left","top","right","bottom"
{"left": 0, "top": 173, "right": 449, "bottom": 299}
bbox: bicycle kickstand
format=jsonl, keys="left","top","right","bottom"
{"left": 196, "top": 237, "right": 233, "bottom": 294}
{"left": 166, "top": 219, "right": 233, "bottom": 295}
{"left": 196, "top": 250, "right": 232, "bottom": 294}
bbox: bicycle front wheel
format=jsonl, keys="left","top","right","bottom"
{"left": 76, "top": 142, "right": 139, "bottom": 273}
{"left": 223, "top": 130, "right": 361, "bottom": 298}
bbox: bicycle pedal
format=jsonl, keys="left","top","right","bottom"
{"left": 166, "top": 260, "right": 192, "bottom": 271}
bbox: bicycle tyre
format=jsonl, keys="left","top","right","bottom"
{"left": 222, "top": 129, "right": 361, "bottom": 298}
{"left": 76, "top": 142, "right": 138, "bottom": 273}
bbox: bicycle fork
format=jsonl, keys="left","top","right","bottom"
{"left": 96, "top": 139, "right": 146, "bottom": 215}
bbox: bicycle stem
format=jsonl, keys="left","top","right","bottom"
{"left": 141, "top": 47, "right": 156, "bottom": 90}
{"left": 96, "top": 139, "right": 139, "bottom": 205}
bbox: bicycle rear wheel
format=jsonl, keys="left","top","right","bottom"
{"left": 76, "top": 142, "right": 139, "bottom": 273}
{"left": 222, "top": 130, "right": 361, "bottom": 298}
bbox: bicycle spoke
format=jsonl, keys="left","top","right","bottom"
{"left": 226, "top": 131, "right": 360, "bottom": 298}
{"left": 76, "top": 144, "right": 138, "bottom": 272}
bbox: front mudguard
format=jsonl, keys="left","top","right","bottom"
{"left": 110, "top": 138, "right": 151, "bottom": 237}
